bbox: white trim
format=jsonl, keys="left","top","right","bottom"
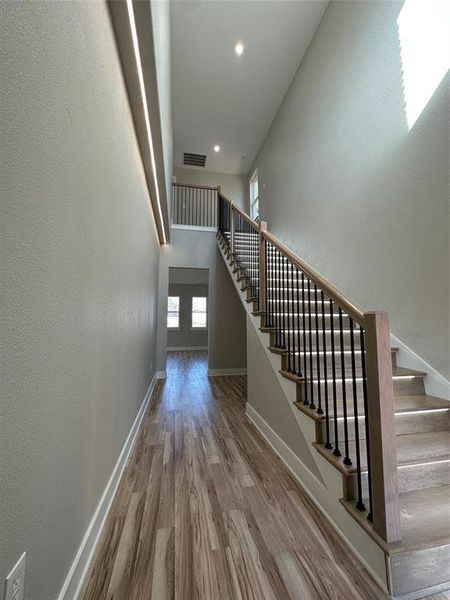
{"left": 57, "top": 375, "right": 157, "bottom": 600}
{"left": 167, "top": 346, "right": 208, "bottom": 351}
{"left": 207, "top": 368, "right": 247, "bottom": 376}
{"left": 245, "top": 404, "right": 388, "bottom": 595}
{"left": 391, "top": 333, "right": 450, "bottom": 400}
{"left": 170, "top": 224, "right": 217, "bottom": 233}
{"left": 155, "top": 371, "right": 167, "bottom": 379}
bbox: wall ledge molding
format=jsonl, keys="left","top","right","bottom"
{"left": 207, "top": 368, "right": 247, "bottom": 376}
{"left": 57, "top": 375, "right": 157, "bottom": 600}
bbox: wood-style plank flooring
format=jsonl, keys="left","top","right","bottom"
{"left": 82, "top": 350, "right": 445, "bottom": 599}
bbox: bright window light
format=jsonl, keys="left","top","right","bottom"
{"left": 167, "top": 296, "right": 180, "bottom": 329}
{"left": 192, "top": 296, "right": 207, "bottom": 329}
{"left": 397, "top": 0, "right": 449, "bottom": 129}
{"left": 126, "top": 0, "right": 167, "bottom": 243}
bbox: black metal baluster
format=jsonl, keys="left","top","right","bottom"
{"left": 360, "top": 327, "right": 373, "bottom": 521}
{"left": 314, "top": 285, "right": 323, "bottom": 415}
{"left": 295, "top": 268, "right": 301, "bottom": 377}
{"left": 290, "top": 262, "right": 296, "bottom": 373}
{"left": 282, "top": 254, "right": 287, "bottom": 349}
{"left": 286, "top": 258, "right": 292, "bottom": 370}
{"left": 256, "top": 228, "right": 260, "bottom": 309}
{"left": 301, "top": 272, "right": 309, "bottom": 405}
{"left": 321, "top": 292, "right": 331, "bottom": 449}
{"left": 276, "top": 249, "right": 281, "bottom": 347}
{"left": 307, "top": 279, "right": 315, "bottom": 409}
{"left": 269, "top": 244, "right": 274, "bottom": 328}
{"left": 253, "top": 226, "right": 257, "bottom": 301}
{"left": 274, "top": 248, "right": 280, "bottom": 347}
{"left": 264, "top": 240, "right": 268, "bottom": 327}
{"left": 330, "top": 301, "right": 341, "bottom": 456}
{"left": 350, "top": 319, "right": 365, "bottom": 511}
{"left": 339, "top": 308, "right": 351, "bottom": 465}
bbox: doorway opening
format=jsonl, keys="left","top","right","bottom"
{"left": 166, "top": 268, "right": 210, "bottom": 369}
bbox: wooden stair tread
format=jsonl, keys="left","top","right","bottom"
{"left": 313, "top": 431, "right": 450, "bottom": 475}
{"left": 394, "top": 395, "right": 450, "bottom": 412}
{"left": 397, "top": 485, "right": 450, "bottom": 549}
{"left": 392, "top": 366, "right": 426, "bottom": 378}
{"left": 341, "top": 486, "right": 450, "bottom": 553}
{"left": 300, "top": 394, "right": 450, "bottom": 419}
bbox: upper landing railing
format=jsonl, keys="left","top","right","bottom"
{"left": 171, "top": 183, "right": 218, "bottom": 228}
{"left": 217, "top": 192, "right": 401, "bottom": 546}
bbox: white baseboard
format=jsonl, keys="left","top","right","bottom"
{"left": 155, "top": 371, "right": 167, "bottom": 379}
{"left": 57, "top": 375, "right": 157, "bottom": 600}
{"left": 207, "top": 367, "right": 247, "bottom": 376}
{"left": 391, "top": 334, "right": 450, "bottom": 400}
{"left": 167, "top": 346, "right": 208, "bottom": 351}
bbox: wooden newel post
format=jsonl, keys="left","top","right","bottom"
{"left": 259, "top": 221, "right": 268, "bottom": 318}
{"left": 364, "top": 311, "right": 401, "bottom": 544}
{"left": 230, "top": 202, "right": 235, "bottom": 259}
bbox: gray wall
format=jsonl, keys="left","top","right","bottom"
{"left": 246, "top": 318, "right": 322, "bottom": 480}
{"left": 156, "top": 229, "right": 247, "bottom": 372}
{"left": 174, "top": 166, "right": 249, "bottom": 211}
{"left": 251, "top": 1, "right": 449, "bottom": 378}
{"left": 167, "top": 283, "right": 209, "bottom": 349}
{"left": 0, "top": 2, "right": 160, "bottom": 598}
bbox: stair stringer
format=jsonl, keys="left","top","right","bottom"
{"left": 217, "top": 241, "right": 392, "bottom": 595}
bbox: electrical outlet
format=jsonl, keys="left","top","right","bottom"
{"left": 4, "top": 553, "right": 26, "bottom": 600}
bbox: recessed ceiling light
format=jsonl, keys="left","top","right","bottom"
{"left": 214, "top": 145, "right": 220, "bottom": 152}
{"left": 235, "top": 42, "right": 244, "bottom": 56}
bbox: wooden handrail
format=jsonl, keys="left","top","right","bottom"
{"left": 173, "top": 182, "right": 219, "bottom": 191}
{"left": 232, "top": 203, "right": 259, "bottom": 230}
{"left": 262, "top": 230, "right": 365, "bottom": 324}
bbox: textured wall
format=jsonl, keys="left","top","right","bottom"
{"left": 167, "top": 283, "right": 209, "bottom": 348}
{"left": 246, "top": 319, "right": 322, "bottom": 479}
{"left": 0, "top": 2, "right": 160, "bottom": 598}
{"left": 173, "top": 167, "right": 249, "bottom": 211}
{"left": 251, "top": 1, "right": 449, "bottom": 378}
{"left": 156, "top": 229, "right": 247, "bottom": 372}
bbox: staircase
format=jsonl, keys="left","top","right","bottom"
{"left": 217, "top": 194, "right": 449, "bottom": 599}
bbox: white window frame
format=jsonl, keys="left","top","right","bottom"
{"left": 249, "top": 169, "right": 259, "bottom": 220}
{"left": 191, "top": 296, "right": 208, "bottom": 329}
{"left": 167, "top": 296, "right": 180, "bottom": 329}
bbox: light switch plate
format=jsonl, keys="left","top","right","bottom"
{"left": 4, "top": 553, "right": 26, "bottom": 600}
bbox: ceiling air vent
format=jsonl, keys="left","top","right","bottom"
{"left": 183, "top": 152, "right": 207, "bottom": 167}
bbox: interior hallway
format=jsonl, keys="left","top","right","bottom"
{"left": 81, "top": 350, "right": 395, "bottom": 599}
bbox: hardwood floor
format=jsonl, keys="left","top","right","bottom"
{"left": 82, "top": 350, "right": 436, "bottom": 599}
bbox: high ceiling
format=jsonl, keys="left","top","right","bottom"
{"left": 171, "top": 0, "right": 328, "bottom": 176}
